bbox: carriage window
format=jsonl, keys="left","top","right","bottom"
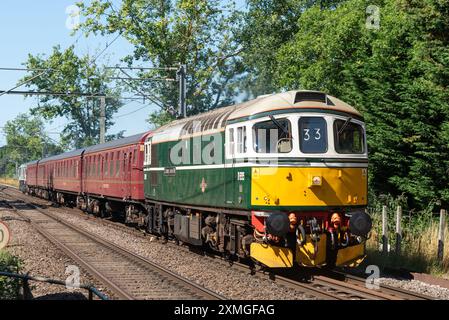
{"left": 334, "top": 119, "right": 365, "bottom": 154}
{"left": 110, "top": 153, "right": 114, "bottom": 176}
{"left": 253, "top": 118, "right": 292, "bottom": 153}
{"left": 116, "top": 152, "right": 121, "bottom": 177}
{"left": 105, "top": 154, "right": 109, "bottom": 176}
{"left": 97, "top": 157, "right": 101, "bottom": 177}
{"left": 299, "top": 117, "right": 328, "bottom": 153}
{"left": 236, "top": 126, "right": 247, "bottom": 154}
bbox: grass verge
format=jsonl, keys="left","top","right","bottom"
{"left": 0, "top": 176, "right": 19, "bottom": 188}
{"left": 364, "top": 193, "right": 449, "bottom": 278}
{"left": 0, "top": 250, "right": 22, "bottom": 299}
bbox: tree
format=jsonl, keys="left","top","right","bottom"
{"left": 274, "top": 0, "right": 449, "bottom": 208}
{"left": 0, "top": 114, "right": 63, "bottom": 176}
{"left": 76, "top": 0, "right": 244, "bottom": 126}
{"left": 21, "top": 45, "right": 124, "bottom": 149}
{"left": 237, "top": 0, "right": 348, "bottom": 98}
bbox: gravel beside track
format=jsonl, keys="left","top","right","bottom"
{"left": 0, "top": 194, "right": 223, "bottom": 300}
{"left": 379, "top": 278, "right": 449, "bottom": 299}
{"left": 0, "top": 197, "right": 112, "bottom": 299}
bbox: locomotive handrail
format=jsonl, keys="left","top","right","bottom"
{"left": 0, "top": 271, "right": 109, "bottom": 300}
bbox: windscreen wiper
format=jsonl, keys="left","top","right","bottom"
{"left": 269, "top": 115, "right": 289, "bottom": 138}
{"left": 338, "top": 117, "right": 352, "bottom": 135}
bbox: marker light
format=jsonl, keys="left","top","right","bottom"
{"left": 311, "top": 176, "right": 322, "bottom": 186}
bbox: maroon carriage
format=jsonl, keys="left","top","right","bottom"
{"left": 77, "top": 133, "right": 150, "bottom": 219}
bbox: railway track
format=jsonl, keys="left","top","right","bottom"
{"left": 0, "top": 187, "right": 224, "bottom": 300}
{"left": 214, "top": 259, "right": 432, "bottom": 300}
{"left": 0, "top": 185, "right": 434, "bottom": 300}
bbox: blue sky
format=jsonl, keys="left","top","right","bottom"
{"left": 0, "top": 0, "right": 246, "bottom": 147}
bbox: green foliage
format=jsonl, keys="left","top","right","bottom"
{"left": 148, "top": 109, "right": 176, "bottom": 129}
{"left": 21, "top": 46, "right": 124, "bottom": 149}
{"left": 366, "top": 193, "right": 448, "bottom": 273}
{"left": 246, "top": 0, "right": 449, "bottom": 209}
{"left": 0, "top": 251, "right": 22, "bottom": 300}
{"left": 238, "top": 0, "right": 348, "bottom": 97}
{"left": 0, "top": 114, "right": 63, "bottom": 176}
{"left": 77, "top": 0, "right": 245, "bottom": 126}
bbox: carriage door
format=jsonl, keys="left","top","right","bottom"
{"left": 124, "top": 151, "right": 132, "bottom": 198}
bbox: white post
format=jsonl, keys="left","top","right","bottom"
{"left": 395, "top": 206, "right": 402, "bottom": 254}
{"left": 382, "top": 205, "right": 388, "bottom": 254}
{"left": 438, "top": 209, "right": 446, "bottom": 261}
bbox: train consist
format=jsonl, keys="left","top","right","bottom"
{"left": 20, "top": 90, "right": 372, "bottom": 269}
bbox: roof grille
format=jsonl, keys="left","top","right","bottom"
{"left": 294, "top": 91, "right": 327, "bottom": 104}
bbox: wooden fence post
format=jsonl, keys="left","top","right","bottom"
{"left": 382, "top": 205, "right": 388, "bottom": 254}
{"left": 396, "top": 206, "right": 402, "bottom": 254}
{"left": 438, "top": 209, "right": 446, "bottom": 261}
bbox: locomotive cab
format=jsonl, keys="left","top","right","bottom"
{"left": 224, "top": 91, "right": 371, "bottom": 268}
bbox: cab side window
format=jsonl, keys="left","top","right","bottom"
{"left": 236, "top": 126, "right": 247, "bottom": 154}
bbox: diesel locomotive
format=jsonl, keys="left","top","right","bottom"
{"left": 22, "top": 90, "right": 372, "bottom": 269}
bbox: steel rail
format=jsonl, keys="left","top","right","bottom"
{"left": 1, "top": 185, "right": 434, "bottom": 301}
{"left": 0, "top": 189, "right": 224, "bottom": 300}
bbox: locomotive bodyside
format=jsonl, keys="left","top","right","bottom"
{"left": 143, "top": 91, "right": 371, "bottom": 268}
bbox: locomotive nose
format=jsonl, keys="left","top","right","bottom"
{"left": 349, "top": 211, "right": 372, "bottom": 237}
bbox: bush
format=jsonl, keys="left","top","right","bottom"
{"left": 0, "top": 250, "right": 22, "bottom": 300}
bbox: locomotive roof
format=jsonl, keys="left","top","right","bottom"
{"left": 150, "top": 90, "right": 362, "bottom": 143}
{"left": 227, "top": 90, "right": 362, "bottom": 121}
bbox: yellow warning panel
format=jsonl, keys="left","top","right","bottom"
{"left": 336, "top": 243, "right": 366, "bottom": 267}
{"left": 251, "top": 167, "right": 367, "bottom": 207}
{"left": 250, "top": 243, "right": 294, "bottom": 268}
{"left": 296, "top": 234, "right": 327, "bottom": 267}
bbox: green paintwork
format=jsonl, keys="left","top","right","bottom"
{"left": 144, "top": 132, "right": 252, "bottom": 210}
{"left": 144, "top": 167, "right": 252, "bottom": 209}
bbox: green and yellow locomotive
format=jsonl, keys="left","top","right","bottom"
{"left": 143, "top": 90, "right": 372, "bottom": 268}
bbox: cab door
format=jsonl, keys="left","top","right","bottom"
{"left": 225, "top": 127, "right": 243, "bottom": 206}
{"left": 225, "top": 128, "right": 234, "bottom": 205}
